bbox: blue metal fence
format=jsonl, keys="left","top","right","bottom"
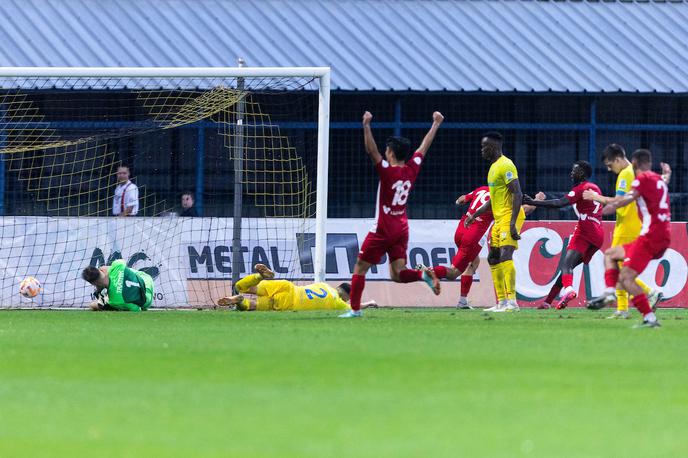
{"left": 1, "top": 94, "right": 687, "bottom": 220}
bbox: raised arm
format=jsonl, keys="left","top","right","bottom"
{"left": 362, "top": 111, "right": 383, "bottom": 164}
{"left": 661, "top": 162, "right": 672, "bottom": 185}
{"left": 415, "top": 111, "right": 444, "bottom": 157}
{"left": 508, "top": 179, "right": 523, "bottom": 240}
{"left": 455, "top": 194, "right": 467, "bottom": 205}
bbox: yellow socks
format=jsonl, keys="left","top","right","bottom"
{"left": 490, "top": 263, "right": 507, "bottom": 302}
{"left": 635, "top": 278, "right": 652, "bottom": 295}
{"left": 616, "top": 289, "right": 629, "bottom": 312}
{"left": 237, "top": 298, "right": 251, "bottom": 311}
{"left": 234, "top": 273, "right": 262, "bottom": 293}
{"left": 255, "top": 296, "right": 272, "bottom": 311}
{"left": 502, "top": 260, "right": 516, "bottom": 301}
{"left": 613, "top": 262, "right": 652, "bottom": 312}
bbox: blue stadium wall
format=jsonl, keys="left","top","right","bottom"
{"left": 2, "top": 92, "right": 687, "bottom": 221}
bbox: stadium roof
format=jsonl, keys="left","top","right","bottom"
{"left": 1, "top": 0, "right": 687, "bottom": 93}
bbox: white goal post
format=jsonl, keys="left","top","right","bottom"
{"left": 0, "top": 66, "right": 331, "bottom": 295}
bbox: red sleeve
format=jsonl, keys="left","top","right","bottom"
{"left": 464, "top": 189, "right": 476, "bottom": 204}
{"left": 631, "top": 174, "right": 643, "bottom": 193}
{"left": 405, "top": 151, "right": 424, "bottom": 179}
{"left": 374, "top": 159, "right": 389, "bottom": 179}
{"left": 565, "top": 185, "right": 580, "bottom": 204}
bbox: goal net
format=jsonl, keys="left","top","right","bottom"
{"left": 0, "top": 67, "right": 330, "bottom": 309}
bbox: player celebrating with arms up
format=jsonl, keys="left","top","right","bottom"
{"left": 585, "top": 150, "right": 670, "bottom": 327}
{"left": 339, "top": 111, "right": 444, "bottom": 318}
{"left": 465, "top": 132, "right": 524, "bottom": 312}
{"left": 523, "top": 161, "right": 604, "bottom": 309}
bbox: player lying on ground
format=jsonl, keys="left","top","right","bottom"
{"left": 423, "top": 187, "right": 542, "bottom": 309}
{"left": 340, "top": 111, "right": 444, "bottom": 318}
{"left": 580, "top": 144, "right": 668, "bottom": 318}
{"left": 523, "top": 161, "right": 604, "bottom": 310}
{"left": 218, "top": 264, "right": 377, "bottom": 311}
{"left": 81, "top": 259, "right": 154, "bottom": 311}
{"left": 584, "top": 149, "right": 670, "bottom": 328}
{"left": 465, "top": 132, "right": 524, "bottom": 312}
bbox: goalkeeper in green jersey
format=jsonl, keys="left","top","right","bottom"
{"left": 82, "top": 259, "right": 154, "bottom": 311}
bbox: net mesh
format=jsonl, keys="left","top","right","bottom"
{"left": 0, "top": 75, "right": 320, "bottom": 308}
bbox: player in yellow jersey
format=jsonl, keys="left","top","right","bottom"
{"left": 582, "top": 144, "right": 669, "bottom": 318}
{"left": 217, "top": 264, "right": 377, "bottom": 311}
{"left": 465, "top": 132, "right": 525, "bottom": 312}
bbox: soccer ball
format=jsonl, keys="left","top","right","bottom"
{"left": 19, "top": 276, "right": 41, "bottom": 298}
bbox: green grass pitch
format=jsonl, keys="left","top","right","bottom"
{"left": 1, "top": 308, "right": 687, "bottom": 457}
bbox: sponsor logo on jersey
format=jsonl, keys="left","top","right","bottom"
{"left": 116, "top": 271, "right": 124, "bottom": 294}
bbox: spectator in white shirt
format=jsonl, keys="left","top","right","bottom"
{"left": 112, "top": 166, "right": 139, "bottom": 217}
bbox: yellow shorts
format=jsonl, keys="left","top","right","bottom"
{"left": 491, "top": 212, "right": 525, "bottom": 249}
{"left": 256, "top": 280, "right": 295, "bottom": 311}
{"left": 611, "top": 230, "right": 638, "bottom": 248}
{"left": 611, "top": 229, "right": 640, "bottom": 272}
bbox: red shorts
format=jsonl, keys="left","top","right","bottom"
{"left": 454, "top": 220, "right": 489, "bottom": 247}
{"left": 453, "top": 222, "right": 487, "bottom": 272}
{"left": 359, "top": 229, "right": 408, "bottom": 265}
{"left": 567, "top": 231, "right": 602, "bottom": 264}
{"left": 623, "top": 235, "right": 670, "bottom": 274}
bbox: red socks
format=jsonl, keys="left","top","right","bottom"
{"left": 350, "top": 274, "right": 365, "bottom": 311}
{"left": 399, "top": 269, "right": 423, "bottom": 283}
{"left": 561, "top": 273, "right": 573, "bottom": 288}
{"left": 604, "top": 269, "right": 619, "bottom": 289}
{"left": 632, "top": 293, "right": 651, "bottom": 315}
{"left": 460, "top": 275, "right": 473, "bottom": 297}
{"left": 433, "top": 266, "right": 448, "bottom": 279}
{"left": 545, "top": 284, "right": 562, "bottom": 304}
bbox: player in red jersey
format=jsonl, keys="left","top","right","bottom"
{"left": 420, "top": 186, "right": 491, "bottom": 309}
{"left": 449, "top": 186, "right": 492, "bottom": 308}
{"left": 585, "top": 149, "right": 670, "bottom": 327}
{"left": 523, "top": 161, "right": 604, "bottom": 310}
{"left": 339, "top": 110, "right": 444, "bottom": 318}
{"left": 423, "top": 187, "right": 542, "bottom": 309}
